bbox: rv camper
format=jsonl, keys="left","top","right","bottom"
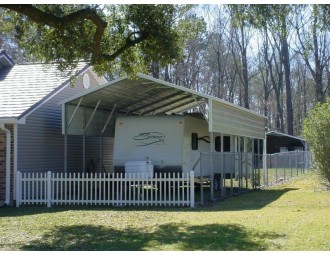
{"left": 113, "top": 114, "right": 210, "bottom": 177}
{"left": 113, "top": 114, "right": 252, "bottom": 180}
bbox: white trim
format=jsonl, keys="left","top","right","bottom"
{"left": 0, "top": 118, "right": 25, "bottom": 125}
{"left": 208, "top": 98, "right": 213, "bottom": 133}
{"left": 57, "top": 76, "right": 128, "bottom": 106}
{"left": 19, "top": 66, "right": 98, "bottom": 121}
{"left": 0, "top": 52, "right": 15, "bottom": 67}
{"left": 21, "top": 82, "right": 71, "bottom": 121}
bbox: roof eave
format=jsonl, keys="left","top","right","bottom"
{"left": 0, "top": 50, "right": 15, "bottom": 67}
{"left": 0, "top": 117, "right": 25, "bottom": 124}
{"left": 18, "top": 64, "right": 90, "bottom": 120}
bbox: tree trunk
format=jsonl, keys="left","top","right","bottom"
{"left": 164, "top": 65, "right": 170, "bottom": 82}
{"left": 151, "top": 61, "right": 160, "bottom": 79}
{"left": 242, "top": 48, "right": 249, "bottom": 109}
{"left": 312, "top": 9, "right": 325, "bottom": 103}
{"left": 281, "top": 26, "right": 294, "bottom": 135}
{"left": 240, "top": 24, "right": 249, "bottom": 109}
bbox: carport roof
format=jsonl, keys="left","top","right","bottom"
{"left": 266, "top": 131, "right": 306, "bottom": 142}
{"left": 59, "top": 73, "right": 265, "bottom": 118}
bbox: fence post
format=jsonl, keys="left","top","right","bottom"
{"left": 190, "top": 171, "right": 195, "bottom": 208}
{"left": 47, "top": 171, "right": 52, "bottom": 208}
{"left": 16, "top": 171, "right": 21, "bottom": 207}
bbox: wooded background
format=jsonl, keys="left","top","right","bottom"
{"left": 1, "top": 4, "right": 329, "bottom": 137}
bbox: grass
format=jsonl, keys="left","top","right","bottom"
{"left": 0, "top": 171, "right": 329, "bottom": 251}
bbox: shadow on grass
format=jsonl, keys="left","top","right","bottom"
{"left": 0, "top": 188, "right": 299, "bottom": 217}
{"left": 197, "top": 188, "right": 299, "bottom": 211}
{"left": 0, "top": 205, "right": 194, "bottom": 218}
{"left": 20, "top": 223, "right": 283, "bottom": 251}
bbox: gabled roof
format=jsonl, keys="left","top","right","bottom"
{"left": 0, "top": 49, "right": 15, "bottom": 68}
{"left": 0, "top": 61, "right": 88, "bottom": 120}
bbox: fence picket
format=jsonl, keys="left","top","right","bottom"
{"left": 16, "top": 170, "right": 196, "bottom": 208}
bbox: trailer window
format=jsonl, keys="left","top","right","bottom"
{"left": 191, "top": 133, "right": 198, "bottom": 150}
{"left": 224, "top": 136, "right": 231, "bottom": 152}
{"left": 215, "top": 136, "right": 231, "bottom": 152}
{"left": 215, "top": 136, "right": 221, "bottom": 152}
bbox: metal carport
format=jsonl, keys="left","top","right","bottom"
{"left": 59, "top": 73, "right": 267, "bottom": 173}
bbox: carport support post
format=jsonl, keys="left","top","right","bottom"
{"left": 221, "top": 133, "right": 225, "bottom": 198}
{"left": 210, "top": 132, "right": 214, "bottom": 200}
{"left": 263, "top": 134, "right": 267, "bottom": 186}
{"left": 190, "top": 171, "right": 195, "bottom": 208}
{"left": 47, "top": 171, "right": 52, "bottom": 208}
{"left": 64, "top": 132, "right": 68, "bottom": 173}
{"left": 16, "top": 171, "right": 21, "bottom": 207}
{"left": 83, "top": 107, "right": 86, "bottom": 173}
{"left": 64, "top": 98, "right": 83, "bottom": 173}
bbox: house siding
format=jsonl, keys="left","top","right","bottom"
{"left": 17, "top": 70, "right": 114, "bottom": 174}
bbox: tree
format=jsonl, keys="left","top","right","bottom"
{"left": 228, "top": 5, "right": 253, "bottom": 109}
{"left": 0, "top": 4, "right": 191, "bottom": 75}
{"left": 206, "top": 5, "right": 231, "bottom": 100}
{"left": 293, "top": 5, "right": 330, "bottom": 103}
{"left": 303, "top": 98, "right": 330, "bottom": 183}
{"left": 246, "top": 4, "right": 294, "bottom": 134}
{"left": 0, "top": 8, "right": 22, "bottom": 62}
{"left": 162, "top": 12, "right": 207, "bottom": 91}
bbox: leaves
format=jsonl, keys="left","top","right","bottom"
{"left": 303, "top": 98, "right": 330, "bottom": 182}
{"left": 0, "top": 4, "right": 192, "bottom": 76}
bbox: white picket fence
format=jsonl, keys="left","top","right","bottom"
{"left": 15, "top": 171, "right": 195, "bottom": 208}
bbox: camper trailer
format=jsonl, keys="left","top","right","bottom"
{"left": 113, "top": 114, "right": 210, "bottom": 177}
{"left": 113, "top": 114, "right": 253, "bottom": 180}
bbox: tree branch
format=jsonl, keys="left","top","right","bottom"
{"left": 100, "top": 32, "right": 149, "bottom": 62}
{"left": 0, "top": 4, "right": 107, "bottom": 64}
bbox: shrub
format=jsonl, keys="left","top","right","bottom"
{"left": 303, "top": 98, "right": 330, "bottom": 182}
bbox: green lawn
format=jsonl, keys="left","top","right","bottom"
{"left": 0, "top": 171, "right": 329, "bottom": 251}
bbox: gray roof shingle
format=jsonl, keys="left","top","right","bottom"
{"left": 0, "top": 62, "right": 88, "bottom": 119}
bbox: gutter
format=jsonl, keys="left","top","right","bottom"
{"left": 0, "top": 124, "right": 11, "bottom": 205}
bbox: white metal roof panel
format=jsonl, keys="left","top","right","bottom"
{"left": 60, "top": 73, "right": 266, "bottom": 139}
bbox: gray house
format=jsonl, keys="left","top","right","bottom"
{"left": 0, "top": 50, "right": 109, "bottom": 205}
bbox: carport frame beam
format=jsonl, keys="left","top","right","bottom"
{"left": 83, "top": 99, "right": 101, "bottom": 133}
{"left": 101, "top": 104, "right": 117, "bottom": 134}
{"left": 66, "top": 97, "right": 83, "bottom": 130}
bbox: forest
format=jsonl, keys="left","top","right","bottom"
{"left": 1, "top": 4, "right": 329, "bottom": 137}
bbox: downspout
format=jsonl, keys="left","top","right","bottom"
{"left": 0, "top": 124, "right": 11, "bottom": 205}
